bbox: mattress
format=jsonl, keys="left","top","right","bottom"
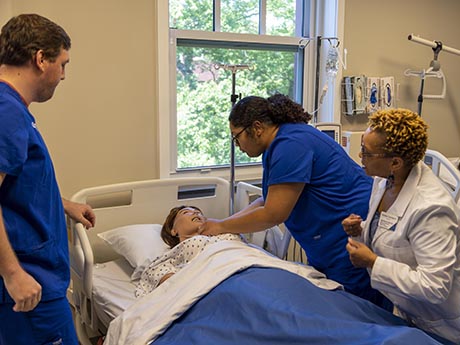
{"left": 92, "top": 258, "right": 137, "bottom": 327}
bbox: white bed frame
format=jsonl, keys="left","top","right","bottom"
{"left": 69, "top": 177, "right": 233, "bottom": 344}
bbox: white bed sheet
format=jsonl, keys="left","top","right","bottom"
{"left": 92, "top": 258, "right": 137, "bottom": 327}
{"left": 104, "top": 240, "right": 343, "bottom": 345}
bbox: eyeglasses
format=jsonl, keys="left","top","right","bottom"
{"left": 360, "top": 144, "right": 394, "bottom": 158}
{"left": 231, "top": 125, "right": 250, "bottom": 145}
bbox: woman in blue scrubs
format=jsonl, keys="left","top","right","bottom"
{"left": 201, "top": 94, "right": 390, "bottom": 308}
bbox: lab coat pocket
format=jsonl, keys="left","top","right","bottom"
{"left": 378, "top": 235, "right": 414, "bottom": 264}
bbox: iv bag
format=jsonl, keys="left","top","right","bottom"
{"left": 325, "top": 45, "right": 339, "bottom": 78}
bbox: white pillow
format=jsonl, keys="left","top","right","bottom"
{"left": 98, "top": 224, "right": 170, "bottom": 280}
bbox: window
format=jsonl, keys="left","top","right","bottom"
{"left": 157, "top": 1, "right": 319, "bottom": 179}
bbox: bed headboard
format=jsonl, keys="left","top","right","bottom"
{"left": 70, "top": 177, "right": 230, "bottom": 265}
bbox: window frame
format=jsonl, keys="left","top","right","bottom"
{"left": 156, "top": 1, "right": 321, "bottom": 180}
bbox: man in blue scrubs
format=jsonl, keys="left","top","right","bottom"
{"left": 0, "top": 14, "right": 96, "bottom": 344}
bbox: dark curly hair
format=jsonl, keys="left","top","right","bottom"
{"left": 229, "top": 94, "right": 312, "bottom": 129}
{"left": 161, "top": 205, "right": 203, "bottom": 248}
{"left": 0, "top": 13, "right": 71, "bottom": 66}
{"left": 368, "top": 108, "right": 428, "bottom": 168}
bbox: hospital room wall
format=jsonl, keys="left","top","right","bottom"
{"left": 2, "top": 1, "right": 459, "bottom": 200}
{"left": 0, "top": 0, "right": 160, "bottom": 199}
{"left": 341, "top": 0, "right": 460, "bottom": 158}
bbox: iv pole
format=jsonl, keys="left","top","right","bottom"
{"left": 299, "top": 36, "right": 339, "bottom": 123}
{"left": 214, "top": 63, "right": 252, "bottom": 215}
{"left": 314, "top": 36, "right": 339, "bottom": 123}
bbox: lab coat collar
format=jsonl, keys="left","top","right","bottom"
{"left": 387, "top": 161, "right": 423, "bottom": 218}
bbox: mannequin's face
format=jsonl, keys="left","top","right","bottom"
{"left": 172, "top": 207, "right": 206, "bottom": 241}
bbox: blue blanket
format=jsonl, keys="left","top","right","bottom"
{"left": 155, "top": 267, "right": 449, "bottom": 345}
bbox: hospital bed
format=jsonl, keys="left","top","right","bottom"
{"left": 69, "top": 177, "right": 232, "bottom": 344}
{"left": 69, "top": 176, "right": 450, "bottom": 345}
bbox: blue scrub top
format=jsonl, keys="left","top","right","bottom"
{"left": 262, "top": 123, "right": 373, "bottom": 293}
{"left": 0, "top": 82, "right": 69, "bottom": 303}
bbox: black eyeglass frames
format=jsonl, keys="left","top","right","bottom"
{"left": 231, "top": 125, "right": 250, "bottom": 145}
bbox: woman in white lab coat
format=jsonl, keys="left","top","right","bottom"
{"left": 342, "top": 108, "right": 460, "bottom": 343}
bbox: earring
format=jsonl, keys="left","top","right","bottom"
{"left": 386, "top": 172, "right": 395, "bottom": 189}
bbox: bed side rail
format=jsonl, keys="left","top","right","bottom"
{"left": 424, "top": 149, "right": 460, "bottom": 203}
{"left": 235, "top": 181, "right": 292, "bottom": 259}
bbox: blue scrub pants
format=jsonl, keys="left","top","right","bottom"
{"left": 0, "top": 297, "right": 78, "bottom": 345}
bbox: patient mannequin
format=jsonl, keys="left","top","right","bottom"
{"left": 135, "top": 206, "right": 241, "bottom": 297}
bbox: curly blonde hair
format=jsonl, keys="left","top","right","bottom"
{"left": 368, "top": 108, "right": 428, "bottom": 168}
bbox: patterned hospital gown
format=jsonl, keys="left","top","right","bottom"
{"left": 135, "top": 234, "right": 242, "bottom": 297}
